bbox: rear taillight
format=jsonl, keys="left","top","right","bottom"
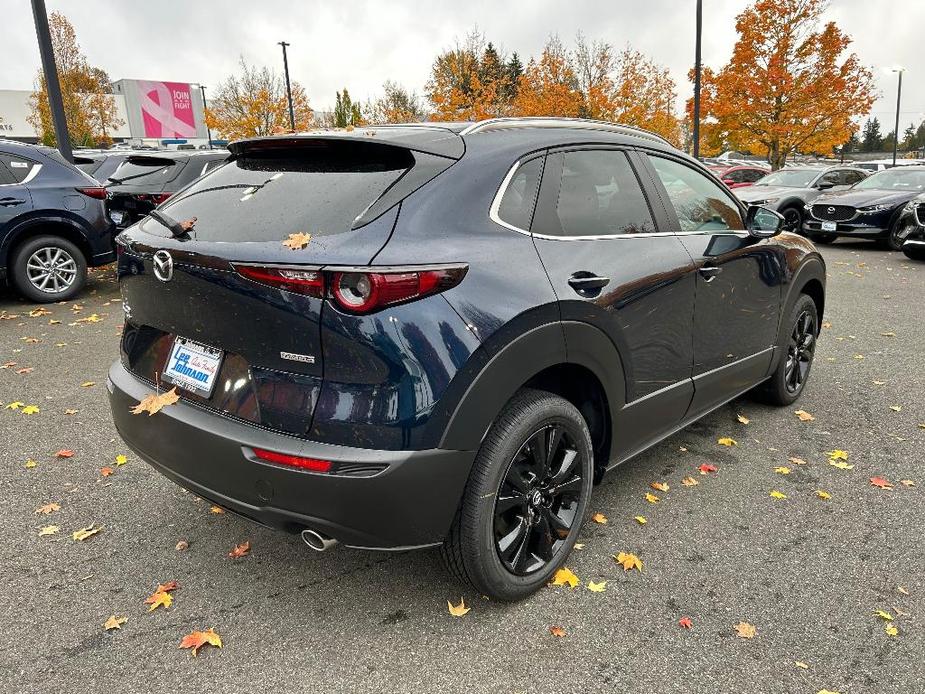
{"left": 76, "top": 186, "right": 107, "bottom": 199}
{"left": 253, "top": 448, "right": 332, "bottom": 472}
{"left": 235, "top": 265, "right": 324, "bottom": 297}
{"left": 234, "top": 264, "right": 467, "bottom": 313}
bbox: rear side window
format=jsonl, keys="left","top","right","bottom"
{"left": 743, "top": 169, "right": 766, "bottom": 183}
{"left": 496, "top": 157, "right": 542, "bottom": 231}
{"left": 149, "top": 141, "right": 414, "bottom": 241}
{"left": 538, "top": 149, "right": 655, "bottom": 237}
{"left": 108, "top": 156, "right": 181, "bottom": 186}
{"left": 0, "top": 153, "right": 39, "bottom": 184}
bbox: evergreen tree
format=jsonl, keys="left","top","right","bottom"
{"left": 842, "top": 131, "right": 860, "bottom": 153}
{"left": 506, "top": 52, "right": 524, "bottom": 100}
{"left": 861, "top": 117, "right": 882, "bottom": 152}
{"left": 902, "top": 122, "right": 917, "bottom": 150}
{"left": 334, "top": 88, "right": 357, "bottom": 127}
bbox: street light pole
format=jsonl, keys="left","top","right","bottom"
{"left": 692, "top": 0, "right": 703, "bottom": 160}
{"left": 31, "top": 0, "right": 72, "bottom": 162}
{"left": 278, "top": 41, "right": 296, "bottom": 131}
{"left": 891, "top": 67, "right": 904, "bottom": 167}
{"left": 199, "top": 85, "right": 213, "bottom": 149}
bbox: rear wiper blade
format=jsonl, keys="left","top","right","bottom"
{"left": 148, "top": 209, "right": 189, "bottom": 238}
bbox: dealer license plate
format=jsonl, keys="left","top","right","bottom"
{"left": 109, "top": 210, "right": 125, "bottom": 225}
{"left": 162, "top": 337, "right": 223, "bottom": 398}
{"left": 821, "top": 221, "right": 837, "bottom": 232}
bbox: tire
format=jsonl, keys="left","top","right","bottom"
{"left": 441, "top": 388, "right": 594, "bottom": 601}
{"left": 11, "top": 235, "right": 87, "bottom": 303}
{"left": 903, "top": 246, "right": 925, "bottom": 261}
{"left": 883, "top": 217, "right": 908, "bottom": 251}
{"left": 811, "top": 233, "right": 837, "bottom": 245}
{"left": 754, "top": 294, "right": 818, "bottom": 406}
{"left": 780, "top": 205, "right": 803, "bottom": 234}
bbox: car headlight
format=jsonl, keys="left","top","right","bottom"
{"left": 858, "top": 203, "right": 891, "bottom": 212}
{"left": 749, "top": 198, "right": 779, "bottom": 206}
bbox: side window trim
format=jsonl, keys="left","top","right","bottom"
{"left": 638, "top": 150, "right": 748, "bottom": 236}
{"left": 489, "top": 152, "right": 547, "bottom": 235}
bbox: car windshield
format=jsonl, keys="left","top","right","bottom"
{"left": 853, "top": 168, "right": 925, "bottom": 191}
{"left": 755, "top": 170, "right": 817, "bottom": 188}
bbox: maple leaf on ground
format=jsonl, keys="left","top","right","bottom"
{"left": 815, "top": 490, "right": 832, "bottom": 500}
{"left": 769, "top": 490, "right": 788, "bottom": 500}
{"left": 900, "top": 479, "right": 915, "bottom": 487}
{"left": 717, "top": 437, "right": 737, "bottom": 447}
{"left": 282, "top": 232, "right": 312, "bottom": 250}
{"left": 38, "top": 525, "right": 59, "bottom": 536}
{"left": 889, "top": 405, "right": 902, "bottom": 412}
{"left": 130, "top": 387, "right": 179, "bottom": 416}
{"left": 115, "top": 454, "right": 127, "bottom": 466}
{"left": 447, "top": 597, "right": 470, "bottom": 617}
{"left": 591, "top": 512, "right": 608, "bottom": 524}
{"left": 549, "top": 625, "right": 566, "bottom": 637}
{"left": 645, "top": 492, "right": 660, "bottom": 504}
{"left": 873, "top": 610, "right": 893, "bottom": 621}
{"left": 100, "top": 466, "right": 114, "bottom": 477}
{"left": 788, "top": 457, "right": 807, "bottom": 466}
{"left": 650, "top": 481, "right": 669, "bottom": 492}
{"left": 64, "top": 409, "right": 78, "bottom": 415}
{"left": 634, "top": 516, "right": 647, "bottom": 525}
{"left": 175, "top": 540, "right": 189, "bottom": 551}
{"left": 829, "top": 460, "right": 853, "bottom": 470}
{"left": 104, "top": 615, "right": 127, "bottom": 631}
{"left": 180, "top": 628, "right": 223, "bottom": 656}
{"left": 827, "top": 450, "right": 849, "bottom": 461}
{"left": 885, "top": 624, "right": 898, "bottom": 637}
{"left": 54, "top": 449, "right": 74, "bottom": 458}
{"left": 587, "top": 581, "right": 606, "bottom": 593}
{"left": 24, "top": 459, "right": 37, "bottom": 469}
{"left": 72, "top": 524, "right": 102, "bottom": 541}
{"left": 20, "top": 405, "right": 40, "bottom": 415}
{"left": 614, "top": 551, "right": 642, "bottom": 572}
{"left": 228, "top": 541, "right": 251, "bottom": 559}
{"left": 80, "top": 381, "right": 95, "bottom": 388}
{"left": 5, "top": 401, "right": 24, "bottom": 410}
{"left": 550, "top": 567, "right": 580, "bottom": 588}
{"left": 698, "top": 463, "right": 718, "bottom": 475}
{"left": 870, "top": 477, "right": 893, "bottom": 490}
{"left": 1, "top": 362, "right": 17, "bottom": 369}
{"left": 681, "top": 476, "right": 699, "bottom": 486}
{"left": 734, "top": 621, "right": 756, "bottom": 639}
{"left": 146, "top": 590, "right": 173, "bottom": 612}
{"left": 794, "top": 410, "right": 815, "bottom": 422}
{"left": 35, "top": 502, "right": 60, "bottom": 515}
{"left": 736, "top": 414, "right": 750, "bottom": 425}
{"left": 209, "top": 505, "right": 225, "bottom": 514}
{"left": 678, "top": 617, "right": 693, "bottom": 629}
{"left": 774, "top": 466, "right": 791, "bottom": 475}
{"left": 16, "top": 367, "right": 34, "bottom": 374}
{"left": 794, "top": 661, "right": 809, "bottom": 669}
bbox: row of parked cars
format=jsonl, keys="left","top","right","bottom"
{"left": 0, "top": 140, "right": 228, "bottom": 301}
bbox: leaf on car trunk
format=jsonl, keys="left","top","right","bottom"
{"left": 130, "top": 387, "right": 179, "bottom": 416}
{"left": 282, "top": 232, "right": 312, "bottom": 250}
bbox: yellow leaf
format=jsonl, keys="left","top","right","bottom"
{"left": 889, "top": 405, "right": 902, "bottom": 412}
{"left": 897, "top": 586, "right": 909, "bottom": 595}
{"left": 20, "top": 405, "right": 40, "bottom": 415}
{"left": 573, "top": 543, "right": 585, "bottom": 550}
{"left": 880, "top": 331, "right": 896, "bottom": 337}
{"left": 829, "top": 460, "right": 853, "bottom": 470}
{"left": 146, "top": 590, "right": 173, "bottom": 612}
{"left": 774, "top": 466, "right": 791, "bottom": 475}
{"left": 447, "top": 597, "right": 471, "bottom": 616}
{"left": 874, "top": 610, "right": 894, "bottom": 621}
{"left": 104, "top": 615, "right": 127, "bottom": 631}
{"left": 587, "top": 581, "right": 606, "bottom": 593}
{"left": 717, "top": 437, "right": 737, "bottom": 447}
{"left": 130, "top": 387, "right": 180, "bottom": 416}
{"left": 614, "top": 551, "right": 642, "bottom": 572}
{"left": 591, "top": 512, "right": 608, "bottom": 524}
{"left": 80, "top": 381, "right": 95, "bottom": 388}
{"left": 282, "top": 232, "right": 312, "bottom": 250}
{"left": 650, "top": 481, "right": 669, "bottom": 492}
{"left": 795, "top": 661, "right": 809, "bottom": 669}
{"left": 736, "top": 414, "right": 750, "bottom": 425}
{"left": 827, "top": 450, "right": 848, "bottom": 461}
{"left": 634, "top": 516, "right": 647, "bottom": 525}
{"left": 815, "top": 490, "right": 831, "bottom": 500}
{"left": 681, "top": 476, "right": 699, "bottom": 486}
{"left": 5, "top": 401, "right": 24, "bottom": 410}
{"left": 115, "top": 454, "right": 128, "bottom": 466}
{"left": 734, "top": 621, "right": 756, "bottom": 639}
{"left": 209, "top": 505, "right": 225, "bottom": 514}
{"left": 550, "top": 567, "right": 580, "bottom": 588}
{"left": 38, "top": 525, "right": 59, "bottom": 536}
{"left": 24, "top": 459, "right": 37, "bottom": 469}
{"left": 900, "top": 479, "right": 915, "bottom": 487}
{"left": 885, "top": 624, "right": 898, "bottom": 637}
{"left": 35, "top": 502, "right": 60, "bottom": 514}
{"left": 794, "top": 410, "right": 814, "bottom": 422}
{"left": 645, "top": 492, "right": 660, "bottom": 504}
{"left": 72, "top": 524, "right": 102, "bottom": 541}
{"left": 853, "top": 354, "right": 864, "bottom": 360}
{"left": 769, "top": 490, "right": 788, "bottom": 500}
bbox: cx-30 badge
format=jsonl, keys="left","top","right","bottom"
{"left": 153, "top": 250, "right": 173, "bottom": 282}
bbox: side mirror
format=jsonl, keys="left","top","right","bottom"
{"left": 746, "top": 205, "right": 784, "bottom": 238}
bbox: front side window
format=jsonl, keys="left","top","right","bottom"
{"left": 496, "top": 157, "right": 542, "bottom": 231}
{"left": 540, "top": 149, "right": 655, "bottom": 237}
{"left": 648, "top": 155, "right": 744, "bottom": 232}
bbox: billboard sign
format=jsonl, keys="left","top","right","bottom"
{"left": 137, "top": 81, "right": 197, "bottom": 138}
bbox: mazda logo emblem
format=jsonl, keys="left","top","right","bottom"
{"left": 152, "top": 250, "right": 173, "bottom": 282}
{"left": 827, "top": 207, "right": 836, "bottom": 214}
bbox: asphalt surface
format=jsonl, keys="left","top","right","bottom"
{"left": 1, "top": 241, "right": 922, "bottom": 694}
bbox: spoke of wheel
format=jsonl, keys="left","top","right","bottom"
{"left": 549, "top": 448, "right": 578, "bottom": 484}
{"left": 543, "top": 506, "right": 571, "bottom": 534}
{"left": 496, "top": 493, "right": 527, "bottom": 514}
{"left": 528, "top": 429, "right": 550, "bottom": 479}
{"left": 534, "top": 513, "right": 554, "bottom": 561}
{"left": 38, "top": 273, "right": 52, "bottom": 290}
{"left": 51, "top": 274, "right": 62, "bottom": 292}
{"left": 498, "top": 516, "right": 529, "bottom": 566}
{"left": 549, "top": 473, "right": 582, "bottom": 498}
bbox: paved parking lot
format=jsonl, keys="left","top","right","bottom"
{"left": 1, "top": 241, "right": 922, "bottom": 694}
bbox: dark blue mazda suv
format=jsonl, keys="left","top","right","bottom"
{"left": 108, "top": 118, "right": 825, "bottom": 600}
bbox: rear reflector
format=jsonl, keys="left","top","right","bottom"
{"left": 76, "top": 186, "right": 107, "bottom": 199}
{"left": 253, "top": 447, "right": 332, "bottom": 472}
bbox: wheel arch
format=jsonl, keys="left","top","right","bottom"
{"left": 3, "top": 217, "right": 93, "bottom": 271}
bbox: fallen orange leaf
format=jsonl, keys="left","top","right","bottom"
{"left": 698, "top": 463, "right": 717, "bottom": 474}
{"left": 54, "top": 449, "right": 74, "bottom": 458}
{"left": 228, "top": 541, "right": 251, "bottom": 559}
{"left": 104, "top": 615, "right": 127, "bottom": 631}
{"left": 179, "top": 628, "right": 222, "bottom": 656}
{"left": 550, "top": 567, "right": 580, "bottom": 588}
{"left": 614, "top": 551, "right": 642, "bottom": 572}
{"left": 870, "top": 477, "right": 893, "bottom": 490}
{"left": 447, "top": 597, "right": 471, "bottom": 616}
{"left": 679, "top": 617, "right": 693, "bottom": 629}
{"left": 282, "top": 232, "right": 312, "bottom": 250}
{"left": 549, "top": 625, "right": 566, "bottom": 637}
{"left": 681, "top": 476, "right": 699, "bottom": 486}
{"left": 650, "top": 481, "right": 669, "bottom": 492}
{"left": 100, "top": 466, "right": 114, "bottom": 477}
{"left": 794, "top": 410, "right": 815, "bottom": 422}
{"left": 35, "top": 502, "right": 60, "bottom": 515}
{"left": 734, "top": 621, "right": 756, "bottom": 639}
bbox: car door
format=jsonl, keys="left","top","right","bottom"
{"left": 639, "top": 152, "right": 784, "bottom": 416}
{"left": 0, "top": 152, "right": 35, "bottom": 231}
{"left": 527, "top": 146, "right": 698, "bottom": 459}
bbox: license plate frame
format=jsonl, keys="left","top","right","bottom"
{"left": 821, "top": 221, "right": 837, "bottom": 232}
{"left": 162, "top": 336, "right": 223, "bottom": 398}
{"left": 109, "top": 210, "right": 125, "bottom": 225}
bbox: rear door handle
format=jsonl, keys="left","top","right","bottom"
{"left": 0, "top": 197, "right": 26, "bottom": 207}
{"left": 698, "top": 265, "right": 723, "bottom": 282}
{"left": 568, "top": 272, "right": 610, "bottom": 294}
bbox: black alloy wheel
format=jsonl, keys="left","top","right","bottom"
{"left": 781, "top": 207, "right": 803, "bottom": 233}
{"left": 494, "top": 424, "right": 584, "bottom": 576}
{"left": 784, "top": 308, "right": 816, "bottom": 394}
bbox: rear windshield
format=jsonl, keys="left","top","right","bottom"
{"left": 108, "top": 156, "right": 181, "bottom": 186}
{"left": 147, "top": 141, "right": 414, "bottom": 241}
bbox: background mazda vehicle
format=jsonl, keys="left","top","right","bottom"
{"left": 803, "top": 166, "right": 925, "bottom": 249}
{"left": 0, "top": 139, "right": 114, "bottom": 302}
{"left": 707, "top": 163, "right": 769, "bottom": 189}
{"left": 105, "top": 149, "right": 229, "bottom": 229}
{"left": 108, "top": 118, "right": 825, "bottom": 601}
{"left": 735, "top": 165, "right": 868, "bottom": 233}
{"left": 73, "top": 149, "right": 134, "bottom": 184}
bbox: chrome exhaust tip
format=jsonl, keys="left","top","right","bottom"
{"left": 301, "top": 528, "right": 338, "bottom": 552}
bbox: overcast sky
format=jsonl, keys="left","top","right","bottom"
{"left": 7, "top": 0, "right": 924, "bottom": 131}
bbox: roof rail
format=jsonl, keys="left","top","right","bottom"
{"left": 459, "top": 117, "right": 672, "bottom": 145}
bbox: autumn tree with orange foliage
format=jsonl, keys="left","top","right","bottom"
{"left": 689, "top": 0, "right": 875, "bottom": 168}
{"left": 513, "top": 37, "right": 583, "bottom": 119}
{"left": 205, "top": 57, "right": 313, "bottom": 140}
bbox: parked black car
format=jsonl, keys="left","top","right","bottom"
{"left": 735, "top": 166, "right": 868, "bottom": 233}
{"left": 803, "top": 166, "right": 925, "bottom": 249}
{"left": 107, "top": 118, "right": 825, "bottom": 600}
{"left": 0, "top": 140, "right": 114, "bottom": 302}
{"left": 73, "top": 150, "right": 134, "bottom": 184}
{"left": 106, "top": 150, "right": 228, "bottom": 229}
{"left": 898, "top": 194, "right": 925, "bottom": 260}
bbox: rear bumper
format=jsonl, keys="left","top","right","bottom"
{"left": 107, "top": 361, "right": 475, "bottom": 549}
